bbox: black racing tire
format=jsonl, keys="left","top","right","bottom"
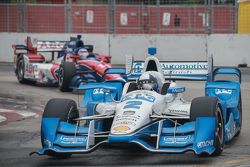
{"left": 16, "top": 55, "right": 28, "bottom": 83}
{"left": 58, "top": 62, "right": 76, "bottom": 92}
{"left": 235, "top": 92, "right": 242, "bottom": 137}
{"left": 190, "top": 96, "right": 224, "bottom": 156}
{"left": 43, "top": 98, "right": 79, "bottom": 123}
{"left": 42, "top": 98, "right": 79, "bottom": 158}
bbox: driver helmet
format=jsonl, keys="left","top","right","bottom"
{"left": 138, "top": 72, "right": 159, "bottom": 91}
{"left": 78, "top": 48, "right": 89, "bottom": 59}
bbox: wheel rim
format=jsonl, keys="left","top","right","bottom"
{"left": 58, "top": 68, "right": 64, "bottom": 87}
{"left": 17, "top": 61, "right": 24, "bottom": 79}
{"left": 216, "top": 106, "right": 224, "bottom": 145}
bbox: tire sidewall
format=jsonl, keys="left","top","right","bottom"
{"left": 58, "top": 65, "right": 64, "bottom": 89}
{"left": 213, "top": 104, "right": 225, "bottom": 155}
{"left": 235, "top": 92, "right": 242, "bottom": 136}
{"left": 17, "top": 56, "right": 25, "bottom": 82}
{"left": 58, "top": 62, "right": 75, "bottom": 92}
{"left": 43, "top": 98, "right": 79, "bottom": 123}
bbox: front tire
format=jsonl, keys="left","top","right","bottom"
{"left": 42, "top": 98, "right": 79, "bottom": 158}
{"left": 58, "top": 62, "right": 76, "bottom": 92}
{"left": 190, "top": 96, "right": 224, "bottom": 156}
{"left": 43, "top": 98, "right": 79, "bottom": 123}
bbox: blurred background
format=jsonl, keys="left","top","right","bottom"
{"left": 0, "top": 0, "right": 249, "bottom": 65}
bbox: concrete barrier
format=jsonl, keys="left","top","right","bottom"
{"left": 0, "top": 32, "right": 249, "bottom": 66}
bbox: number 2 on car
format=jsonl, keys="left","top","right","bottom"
{"left": 123, "top": 101, "right": 142, "bottom": 109}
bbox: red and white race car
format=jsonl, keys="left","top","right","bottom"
{"left": 12, "top": 36, "right": 116, "bottom": 86}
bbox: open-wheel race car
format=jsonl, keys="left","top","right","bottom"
{"left": 57, "top": 35, "right": 124, "bottom": 92}
{"left": 12, "top": 35, "right": 121, "bottom": 87}
{"left": 33, "top": 48, "right": 242, "bottom": 157}
{"left": 12, "top": 36, "right": 64, "bottom": 85}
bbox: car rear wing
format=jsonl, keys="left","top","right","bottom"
{"left": 12, "top": 36, "right": 67, "bottom": 55}
{"left": 36, "top": 40, "right": 67, "bottom": 52}
{"left": 213, "top": 67, "right": 241, "bottom": 83}
{"left": 127, "top": 57, "right": 213, "bottom": 81}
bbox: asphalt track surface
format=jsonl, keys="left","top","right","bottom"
{"left": 0, "top": 63, "right": 250, "bottom": 167}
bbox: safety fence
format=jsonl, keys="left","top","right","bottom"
{"left": 0, "top": 0, "right": 242, "bottom": 34}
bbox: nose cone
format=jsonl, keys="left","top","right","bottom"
{"left": 110, "top": 100, "right": 153, "bottom": 135}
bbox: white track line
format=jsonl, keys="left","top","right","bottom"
{"left": 0, "top": 115, "right": 7, "bottom": 123}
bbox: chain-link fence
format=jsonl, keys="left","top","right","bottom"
{"left": 0, "top": 0, "right": 240, "bottom": 34}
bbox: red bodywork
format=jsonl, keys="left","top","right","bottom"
{"left": 77, "top": 60, "right": 122, "bottom": 80}
{"left": 13, "top": 36, "right": 46, "bottom": 64}
{"left": 96, "top": 54, "right": 111, "bottom": 64}
{"left": 13, "top": 36, "right": 119, "bottom": 83}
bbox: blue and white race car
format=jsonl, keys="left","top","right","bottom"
{"left": 33, "top": 48, "right": 242, "bottom": 157}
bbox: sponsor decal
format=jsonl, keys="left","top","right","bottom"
{"left": 123, "top": 110, "right": 136, "bottom": 115}
{"left": 93, "top": 88, "right": 104, "bottom": 94}
{"left": 168, "top": 87, "right": 185, "bottom": 93}
{"left": 113, "top": 125, "right": 130, "bottom": 132}
{"left": 161, "top": 63, "right": 207, "bottom": 70}
{"left": 131, "top": 62, "right": 208, "bottom": 75}
{"left": 133, "top": 63, "right": 143, "bottom": 73}
{"left": 60, "top": 136, "right": 87, "bottom": 144}
{"left": 33, "top": 65, "right": 38, "bottom": 72}
{"left": 122, "top": 93, "right": 155, "bottom": 103}
{"left": 113, "top": 120, "right": 136, "bottom": 127}
{"left": 168, "top": 109, "right": 188, "bottom": 115}
{"left": 25, "top": 63, "right": 35, "bottom": 74}
{"left": 44, "top": 139, "right": 52, "bottom": 147}
{"left": 215, "top": 89, "right": 232, "bottom": 95}
{"left": 163, "top": 135, "right": 193, "bottom": 144}
{"left": 197, "top": 140, "right": 214, "bottom": 148}
{"left": 37, "top": 41, "right": 65, "bottom": 49}
{"left": 113, "top": 115, "right": 140, "bottom": 127}
{"left": 115, "top": 116, "right": 139, "bottom": 123}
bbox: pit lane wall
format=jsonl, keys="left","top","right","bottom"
{"left": 0, "top": 33, "right": 250, "bottom": 67}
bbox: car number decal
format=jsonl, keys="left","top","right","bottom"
{"left": 123, "top": 101, "right": 142, "bottom": 109}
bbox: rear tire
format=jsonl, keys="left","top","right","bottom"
{"left": 16, "top": 55, "right": 28, "bottom": 83}
{"left": 58, "top": 62, "right": 76, "bottom": 92}
{"left": 42, "top": 98, "right": 79, "bottom": 158}
{"left": 190, "top": 96, "right": 224, "bottom": 156}
{"left": 235, "top": 92, "right": 242, "bottom": 137}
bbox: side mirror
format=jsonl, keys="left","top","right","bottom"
{"left": 125, "top": 54, "right": 133, "bottom": 75}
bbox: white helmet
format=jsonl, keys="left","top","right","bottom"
{"left": 78, "top": 48, "right": 89, "bottom": 59}
{"left": 138, "top": 72, "right": 159, "bottom": 91}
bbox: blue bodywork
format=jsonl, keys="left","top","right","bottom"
{"left": 68, "top": 63, "right": 104, "bottom": 90}
{"left": 37, "top": 52, "right": 242, "bottom": 156}
{"left": 68, "top": 65, "right": 127, "bottom": 91}
{"left": 38, "top": 116, "right": 217, "bottom": 155}
{"left": 205, "top": 67, "right": 241, "bottom": 142}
